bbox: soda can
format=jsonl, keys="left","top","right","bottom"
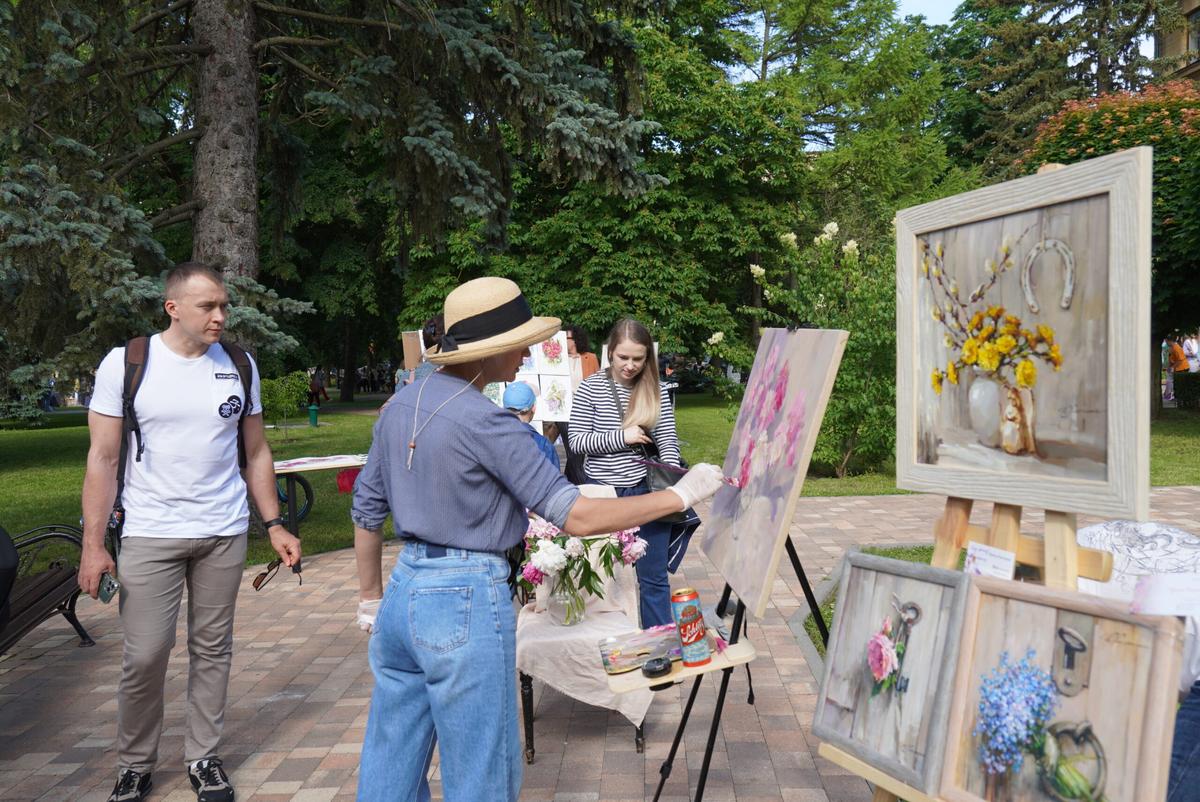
{"left": 671, "top": 588, "right": 711, "bottom": 667}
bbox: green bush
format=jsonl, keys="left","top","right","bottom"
{"left": 260, "top": 371, "right": 310, "bottom": 433}
{"left": 1175, "top": 372, "right": 1200, "bottom": 410}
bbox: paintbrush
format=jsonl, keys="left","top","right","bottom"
{"left": 632, "top": 457, "right": 741, "bottom": 488}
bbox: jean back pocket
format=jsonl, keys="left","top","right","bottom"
{"left": 410, "top": 586, "right": 472, "bottom": 653}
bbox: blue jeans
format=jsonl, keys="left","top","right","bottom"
{"left": 1169, "top": 681, "right": 1200, "bottom": 802}
{"left": 613, "top": 484, "right": 675, "bottom": 628}
{"left": 357, "top": 542, "right": 520, "bottom": 802}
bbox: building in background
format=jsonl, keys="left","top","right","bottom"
{"left": 1162, "top": 0, "right": 1200, "bottom": 78}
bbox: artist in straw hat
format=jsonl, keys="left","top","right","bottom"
{"left": 350, "top": 277, "right": 726, "bottom": 801}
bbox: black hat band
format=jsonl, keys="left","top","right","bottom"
{"left": 439, "top": 293, "right": 533, "bottom": 353}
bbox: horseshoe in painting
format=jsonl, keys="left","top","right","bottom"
{"left": 1021, "top": 238, "right": 1075, "bottom": 314}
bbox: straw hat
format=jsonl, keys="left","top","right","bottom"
{"left": 426, "top": 277, "right": 560, "bottom": 365}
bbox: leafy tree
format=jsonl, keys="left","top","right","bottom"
{"left": 2, "top": 0, "right": 661, "bottom": 407}
{"left": 954, "top": 0, "right": 1181, "bottom": 176}
{"left": 736, "top": 231, "right": 896, "bottom": 476}
{"left": 1021, "top": 81, "right": 1200, "bottom": 417}
{"left": 260, "top": 370, "right": 310, "bottom": 436}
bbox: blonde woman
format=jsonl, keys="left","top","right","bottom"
{"left": 568, "top": 318, "right": 695, "bottom": 627}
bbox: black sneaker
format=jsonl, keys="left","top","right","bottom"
{"left": 188, "top": 757, "right": 234, "bottom": 802}
{"left": 107, "top": 769, "right": 152, "bottom": 802}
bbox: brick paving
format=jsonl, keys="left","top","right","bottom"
{"left": 2, "top": 486, "right": 1197, "bottom": 802}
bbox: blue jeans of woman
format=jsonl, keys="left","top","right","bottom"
{"left": 1169, "top": 681, "right": 1200, "bottom": 802}
{"left": 357, "top": 542, "right": 520, "bottom": 802}
{"left": 612, "top": 483, "right": 675, "bottom": 627}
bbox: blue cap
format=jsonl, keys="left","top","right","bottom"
{"left": 503, "top": 381, "right": 537, "bottom": 411}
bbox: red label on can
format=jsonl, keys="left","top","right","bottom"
{"left": 672, "top": 589, "right": 711, "bottom": 667}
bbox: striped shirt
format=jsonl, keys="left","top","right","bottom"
{"left": 568, "top": 371, "right": 681, "bottom": 487}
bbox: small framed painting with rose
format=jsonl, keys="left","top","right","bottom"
{"left": 813, "top": 552, "right": 971, "bottom": 794}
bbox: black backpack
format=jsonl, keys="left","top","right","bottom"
{"left": 110, "top": 337, "right": 254, "bottom": 542}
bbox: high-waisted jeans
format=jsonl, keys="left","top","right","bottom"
{"left": 356, "top": 541, "right": 520, "bottom": 802}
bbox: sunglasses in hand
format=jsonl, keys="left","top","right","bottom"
{"left": 252, "top": 557, "right": 302, "bottom": 591}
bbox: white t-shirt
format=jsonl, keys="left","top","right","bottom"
{"left": 90, "top": 334, "right": 262, "bottom": 539}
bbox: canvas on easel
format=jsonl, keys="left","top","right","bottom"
{"left": 940, "top": 576, "right": 1182, "bottom": 802}
{"left": 813, "top": 553, "right": 969, "bottom": 794}
{"left": 895, "top": 148, "right": 1151, "bottom": 520}
{"left": 699, "top": 327, "right": 847, "bottom": 618}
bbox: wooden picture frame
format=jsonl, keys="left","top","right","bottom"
{"left": 812, "top": 553, "right": 970, "bottom": 794}
{"left": 895, "top": 148, "right": 1151, "bottom": 519}
{"left": 941, "top": 576, "right": 1183, "bottom": 802}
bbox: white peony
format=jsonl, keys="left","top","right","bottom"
{"left": 749, "top": 263, "right": 766, "bottom": 278}
{"left": 564, "top": 537, "right": 585, "bottom": 558}
{"left": 530, "top": 540, "right": 568, "bottom": 575}
{"left": 823, "top": 221, "right": 839, "bottom": 237}
{"left": 707, "top": 331, "right": 725, "bottom": 346}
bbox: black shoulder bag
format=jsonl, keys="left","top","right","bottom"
{"left": 607, "top": 372, "right": 688, "bottom": 523}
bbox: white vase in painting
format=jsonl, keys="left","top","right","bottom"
{"left": 968, "top": 373, "right": 1003, "bottom": 448}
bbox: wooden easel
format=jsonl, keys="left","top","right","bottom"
{"left": 817, "top": 495, "right": 1114, "bottom": 802}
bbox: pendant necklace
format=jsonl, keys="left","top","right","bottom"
{"left": 407, "top": 368, "right": 482, "bottom": 469}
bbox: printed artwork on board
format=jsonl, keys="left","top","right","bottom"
{"left": 536, "top": 375, "right": 572, "bottom": 422}
{"left": 699, "top": 328, "right": 847, "bottom": 618}
{"left": 482, "top": 382, "right": 506, "bottom": 407}
{"left": 914, "top": 198, "right": 1107, "bottom": 481}
{"left": 813, "top": 554, "right": 970, "bottom": 795}
{"left": 895, "top": 148, "right": 1151, "bottom": 519}
{"left": 534, "top": 332, "right": 570, "bottom": 375}
{"left": 940, "top": 576, "right": 1182, "bottom": 802}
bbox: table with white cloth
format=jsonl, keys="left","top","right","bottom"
{"left": 514, "top": 488, "right": 653, "bottom": 763}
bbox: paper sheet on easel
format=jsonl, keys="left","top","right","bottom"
{"left": 1131, "top": 574, "right": 1200, "bottom": 616}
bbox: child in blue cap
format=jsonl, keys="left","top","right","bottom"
{"left": 503, "top": 382, "right": 561, "bottom": 469}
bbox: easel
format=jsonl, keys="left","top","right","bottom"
{"left": 816, "top": 496, "right": 1114, "bottom": 802}
{"left": 608, "top": 533, "right": 829, "bottom": 802}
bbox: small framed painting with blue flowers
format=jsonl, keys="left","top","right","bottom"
{"left": 813, "top": 552, "right": 971, "bottom": 794}
{"left": 940, "top": 576, "right": 1183, "bottom": 802}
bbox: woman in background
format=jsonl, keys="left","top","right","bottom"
{"left": 568, "top": 318, "right": 697, "bottom": 627}
{"left": 555, "top": 325, "right": 600, "bottom": 483}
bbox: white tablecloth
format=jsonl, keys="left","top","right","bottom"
{"left": 515, "top": 550, "right": 654, "bottom": 727}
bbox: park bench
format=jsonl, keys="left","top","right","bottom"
{"left": 0, "top": 524, "right": 95, "bottom": 655}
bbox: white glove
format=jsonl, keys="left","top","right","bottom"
{"left": 357, "top": 598, "right": 381, "bottom": 633}
{"left": 667, "top": 463, "right": 726, "bottom": 510}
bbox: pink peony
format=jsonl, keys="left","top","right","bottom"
{"left": 784, "top": 392, "right": 807, "bottom": 467}
{"left": 880, "top": 616, "right": 892, "bottom": 636}
{"left": 867, "top": 632, "right": 899, "bottom": 682}
{"left": 522, "top": 562, "right": 545, "bottom": 586}
{"left": 621, "top": 537, "right": 648, "bottom": 565}
{"left": 738, "top": 439, "right": 756, "bottom": 489}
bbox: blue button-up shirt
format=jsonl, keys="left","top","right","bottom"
{"left": 351, "top": 371, "right": 580, "bottom": 551}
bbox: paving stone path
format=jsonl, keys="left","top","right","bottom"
{"left": 2, "top": 487, "right": 1197, "bottom": 801}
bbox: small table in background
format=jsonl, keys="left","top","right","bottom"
{"left": 272, "top": 454, "right": 368, "bottom": 572}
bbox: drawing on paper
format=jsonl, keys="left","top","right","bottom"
{"left": 913, "top": 197, "right": 1108, "bottom": 482}
{"left": 699, "top": 327, "right": 846, "bottom": 618}
{"left": 813, "top": 553, "right": 969, "bottom": 795}
{"left": 535, "top": 332, "right": 570, "bottom": 375}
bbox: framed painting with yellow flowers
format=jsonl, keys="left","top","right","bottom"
{"left": 895, "top": 147, "right": 1151, "bottom": 519}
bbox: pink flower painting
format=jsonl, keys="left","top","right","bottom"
{"left": 785, "top": 392, "right": 808, "bottom": 467}
{"left": 867, "top": 631, "right": 899, "bottom": 682}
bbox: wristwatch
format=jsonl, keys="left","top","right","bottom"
{"left": 262, "top": 517, "right": 286, "bottom": 529}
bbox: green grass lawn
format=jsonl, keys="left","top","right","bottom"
{"left": 3, "top": 394, "right": 1197, "bottom": 568}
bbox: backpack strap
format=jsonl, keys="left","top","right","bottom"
{"left": 116, "top": 336, "right": 151, "bottom": 514}
{"left": 219, "top": 341, "right": 254, "bottom": 470}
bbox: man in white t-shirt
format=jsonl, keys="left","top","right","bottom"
{"left": 79, "top": 262, "right": 301, "bottom": 802}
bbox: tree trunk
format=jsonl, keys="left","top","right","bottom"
{"left": 340, "top": 318, "right": 357, "bottom": 402}
{"left": 191, "top": 0, "right": 259, "bottom": 279}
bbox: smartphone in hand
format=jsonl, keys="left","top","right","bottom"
{"left": 98, "top": 572, "right": 121, "bottom": 604}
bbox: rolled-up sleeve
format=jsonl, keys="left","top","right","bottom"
{"left": 350, "top": 419, "right": 391, "bottom": 530}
